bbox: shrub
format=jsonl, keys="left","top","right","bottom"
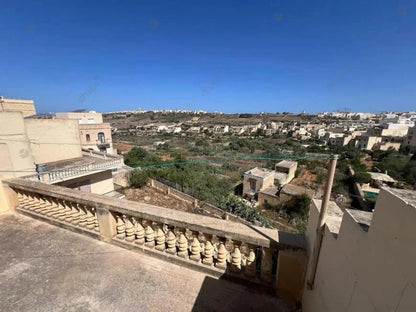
{"left": 285, "top": 194, "right": 311, "bottom": 219}
{"left": 129, "top": 170, "right": 149, "bottom": 188}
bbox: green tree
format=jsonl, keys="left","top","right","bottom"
{"left": 129, "top": 170, "right": 149, "bottom": 188}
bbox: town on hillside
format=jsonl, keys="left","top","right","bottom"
{"left": 1, "top": 100, "right": 416, "bottom": 311}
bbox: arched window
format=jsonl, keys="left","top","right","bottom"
{"left": 86, "top": 134, "right": 90, "bottom": 141}
{"left": 98, "top": 132, "right": 105, "bottom": 143}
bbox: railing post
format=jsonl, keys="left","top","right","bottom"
{"left": 95, "top": 206, "right": 116, "bottom": 242}
{"left": 0, "top": 181, "right": 18, "bottom": 213}
{"left": 260, "top": 247, "right": 274, "bottom": 283}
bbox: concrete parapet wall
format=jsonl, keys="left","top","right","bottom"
{"left": 302, "top": 189, "right": 416, "bottom": 312}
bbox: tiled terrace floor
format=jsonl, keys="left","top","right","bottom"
{"left": 0, "top": 213, "right": 293, "bottom": 312}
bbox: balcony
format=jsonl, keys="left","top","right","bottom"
{"left": 22, "top": 149, "right": 123, "bottom": 184}
{"left": 2, "top": 178, "right": 307, "bottom": 309}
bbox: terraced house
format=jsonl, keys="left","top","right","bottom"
{"left": 0, "top": 99, "right": 124, "bottom": 197}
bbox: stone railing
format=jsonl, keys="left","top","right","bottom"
{"left": 5, "top": 178, "right": 306, "bottom": 290}
{"left": 23, "top": 157, "right": 124, "bottom": 184}
{"left": 81, "top": 148, "right": 120, "bottom": 160}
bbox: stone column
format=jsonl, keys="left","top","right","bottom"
{"left": 260, "top": 247, "right": 274, "bottom": 283}
{"left": 96, "top": 207, "right": 117, "bottom": 242}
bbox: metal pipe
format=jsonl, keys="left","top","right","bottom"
{"left": 306, "top": 154, "right": 338, "bottom": 289}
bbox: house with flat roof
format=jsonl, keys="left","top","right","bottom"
{"left": 55, "top": 112, "right": 116, "bottom": 155}
{"left": 275, "top": 160, "right": 298, "bottom": 185}
{"left": 0, "top": 111, "right": 123, "bottom": 197}
{"left": 242, "top": 167, "right": 275, "bottom": 199}
{"left": 258, "top": 184, "right": 315, "bottom": 206}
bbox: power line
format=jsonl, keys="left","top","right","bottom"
{"left": 0, "top": 154, "right": 330, "bottom": 173}
{"left": 0, "top": 137, "right": 84, "bottom": 145}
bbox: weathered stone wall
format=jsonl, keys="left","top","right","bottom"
{"left": 302, "top": 189, "right": 416, "bottom": 312}
{"left": 0, "top": 112, "right": 36, "bottom": 179}
{"left": 0, "top": 98, "right": 36, "bottom": 117}
{"left": 25, "top": 119, "right": 82, "bottom": 163}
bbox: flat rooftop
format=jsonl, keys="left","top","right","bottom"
{"left": 281, "top": 184, "right": 314, "bottom": 197}
{"left": 244, "top": 167, "right": 274, "bottom": 178}
{"left": 44, "top": 155, "right": 109, "bottom": 171}
{"left": 368, "top": 172, "right": 396, "bottom": 183}
{"left": 347, "top": 209, "right": 373, "bottom": 232}
{"left": 260, "top": 186, "right": 279, "bottom": 196}
{"left": 0, "top": 213, "right": 292, "bottom": 312}
{"left": 276, "top": 161, "right": 297, "bottom": 169}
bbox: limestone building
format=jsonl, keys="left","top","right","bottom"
{"left": 55, "top": 111, "right": 115, "bottom": 154}
{"left": 242, "top": 167, "right": 275, "bottom": 199}
{"left": 275, "top": 160, "right": 298, "bottom": 185}
{"left": 0, "top": 97, "right": 36, "bottom": 117}
{"left": 0, "top": 111, "right": 123, "bottom": 196}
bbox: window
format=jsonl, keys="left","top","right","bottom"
{"left": 98, "top": 132, "right": 105, "bottom": 143}
{"left": 249, "top": 180, "right": 256, "bottom": 192}
{"left": 86, "top": 134, "right": 90, "bottom": 141}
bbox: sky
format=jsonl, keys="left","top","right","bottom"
{"left": 0, "top": 0, "right": 415, "bottom": 114}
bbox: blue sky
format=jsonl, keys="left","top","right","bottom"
{"left": 0, "top": 0, "right": 415, "bottom": 114}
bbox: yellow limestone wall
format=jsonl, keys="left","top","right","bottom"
{"left": 0, "top": 98, "right": 36, "bottom": 117}
{"left": 0, "top": 112, "right": 36, "bottom": 179}
{"left": 25, "top": 119, "right": 82, "bottom": 164}
{"left": 302, "top": 189, "right": 416, "bottom": 312}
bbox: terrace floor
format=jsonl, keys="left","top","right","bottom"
{"left": 0, "top": 213, "right": 293, "bottom": 312}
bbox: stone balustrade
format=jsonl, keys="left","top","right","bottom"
{"left": 4, "top": 178, "right": 306, "bottom": 289}
{"left": 23, "top": 158, "right": 124, "bottom": 184}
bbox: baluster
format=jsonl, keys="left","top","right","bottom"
{"left": 115, "top": 215, "right": 126, "bottom": 239}
{"left": 61, "top": 200, "right": 73, "bottom": 221}
{"left": 77, "top": 205, "right": 89, "bottom": 227}
{"left": 135, "top": 219, "right": 145, "bottom": 245}
{"left": 203, "top": 241, "right": 214, "bottom": 265}
{"left": 20, "top": 192, "right": 34, "bottom": 209}
{"left": 260, "top": 247, "right": 274, "bottom": 283}
{"left": 45, "top": 198, "right": 61, "bottom": 217}
{"left": 144, "top": 224, "right": 155, "bottom": 247}
{"left": 245, "top": 248, "right": 256, "bottom": 278}
{"left": 177, "top": 232, "right": 188, "bottom": 258}
{"left": 230, "top": 245, "right": 242, "bottom": 273}
{"left": 166, "top": 230, "right": 176, "bottom": 254}
{"left": 51, "top": 199, "right": 65, "bottom": 218}
{"left": 71, "top": 203, "right": 83, "bottom": 225}
{"left": 28, "top": 194, "right": 41, "bottom": 211}
{"left": 32, "top": 195, "right": 48, "bottom": 213}
{"left": 124, "top": 216, "right": 135, "bottom": 242}
{"left": 27, "top": 193, "right": 39, "bottom": 210}
{"left": 155, "top": 227, "right": 166, "bottom": 251}
{"left": 38, "top": 197, "right": 54, "bottom": 215}
{"left": 216, "top": 242, "right": 228, "bottom": 268}
{"left": 190, "top": 237, "right": 201, "bottom": 262}
{"left": 91, "top": 208, "right": 99, "bottom": 232}
{"left": 17, "top": 191, "right": 28, "bottom": 205}
{"left": 56, "top": 200, "right": 72, "bottom": 220}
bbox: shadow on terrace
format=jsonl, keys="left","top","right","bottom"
{"left": 0, "top": 178, "right": 307, "bottom": 312}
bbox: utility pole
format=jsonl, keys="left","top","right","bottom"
{"left": 307, "top": 154, "right": 338, "bottom": 289}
